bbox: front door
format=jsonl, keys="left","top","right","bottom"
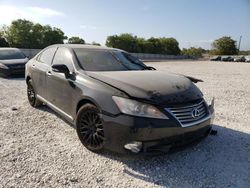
{"left": 46, "top": 47, "right": 76, "bottom": 118}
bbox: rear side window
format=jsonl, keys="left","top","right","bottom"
{"left": 38, "top": 47, "right": 57, "bottom": 65}
{"left": 52, "top": 47, "right": 74, "bottom": 72}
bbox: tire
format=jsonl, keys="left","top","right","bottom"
{"left": 27, "top": 80, "right": 42, "bottom": 107}
{"left": 76, "top": 104, "right": 105, "bottom": 153}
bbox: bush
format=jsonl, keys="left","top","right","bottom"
{"left": 181, "top": 47, "right": 204, "bottom": 58}
{"left": 106, "top": 33, "right": 181, "bottom": 55}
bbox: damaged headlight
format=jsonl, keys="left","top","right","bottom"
{"left": 112, "top": 96, "right": 169, "bottom": 119}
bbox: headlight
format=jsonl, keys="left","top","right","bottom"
{"left": 0, "top": 63, "right": 9, "bottom": 69}
{"left": 112, "top": 96, "right": 169, "bottom": 119}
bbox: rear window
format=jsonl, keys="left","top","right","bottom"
{"left": 0, "top": 49, "right": 26, "bottom": 60}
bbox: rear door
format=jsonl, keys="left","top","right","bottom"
{"left": 31, "top": 47, "right": 57, "bottom": 99}
{"left": 46, "top": 47, "right": 76, "bottom": 117}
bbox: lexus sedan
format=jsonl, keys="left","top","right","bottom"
{"left": 25, "top": 44, "right": 214, "bottom": 154}
{"left": 0, "top": 48, "right": 29, "bottom": 77}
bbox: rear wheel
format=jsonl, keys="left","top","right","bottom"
{"left": 27, "top": 80, "right": 42, "bottom": 107}
{"left": 76, "top": 104, "right": 105, "bottom": 152}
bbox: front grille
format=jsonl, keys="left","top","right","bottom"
{"left": 165, "top": 100, "right": 209, "bottom": 127}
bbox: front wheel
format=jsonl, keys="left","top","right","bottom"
{"left": 76, "top": 104, "right": 105, "bottom": 152}
{"left": 27, "top": 80, "right": 42, "bottom": 107}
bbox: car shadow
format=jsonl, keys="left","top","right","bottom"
{"left": 100, "top": 125, "right": 250, "bottom": 187}
{"left": 34, "top": 105, "right": 250, "bottom": 187}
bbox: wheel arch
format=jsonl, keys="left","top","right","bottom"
{"left": 26, "top": 75, "right": 31, "bottom": 84}
{"left": 76, "top": 97, "right": 101, "bottom": 115}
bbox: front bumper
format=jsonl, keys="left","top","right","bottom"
{"left": 102, "top": 100, "right": 215, "bottom": 154}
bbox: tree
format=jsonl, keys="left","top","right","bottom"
{"left": 42, "top": 25, "right": 67, "bottom": 47}
{"left": 0, "top": 38, "right": 9, "bottom": 47}
{"left": 210, "top": 36, "right": 238, "bottom": 55}
{"left": 1, "top": 19, "right": 67, "bottom": 49}
{"left": 91, "top": 41, "right": 101, "bottom": 46}
{"left": 182, "top": 47, "right": 204, "bottom": 58}
{"left": 4, "top": 19, "right": 34, "bottom": 48}
{"left": 106, "top": 33, "right": 138, "bottom": 52}
{"left": 0, "top": 31, "right": 9, "bottom": 47}
{"left": 160, "top": 37, "right": 181, "bottom": 55}
{"left": 106, "top": 33, "right": 181, "bottom": 55}
{"left": 68, "top": 36, "right": 85, "bottom": 44}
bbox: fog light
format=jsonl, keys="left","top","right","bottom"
{"left": 124, "top": 141, "right": 142, "bottom": 153}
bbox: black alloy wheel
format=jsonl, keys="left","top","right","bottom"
{"left": 76, "top": 104, "right": 105, "bottom": 152}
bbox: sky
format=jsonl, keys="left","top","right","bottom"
{"left": 0, "top": 0, "right": 249, "bottom": 50}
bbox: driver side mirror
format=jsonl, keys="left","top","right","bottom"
{"left": 52, "top": 64, "right": 70, "bottom": 77}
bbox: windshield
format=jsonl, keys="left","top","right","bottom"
{"left": 0, "top": 49, "right": 26, "bottom": 60}
{"left": 73, "top": 48, "right": 146, "bottom": 71}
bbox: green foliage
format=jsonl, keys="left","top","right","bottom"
{"left": 0, "top": 30, "right": 9, "bottom": 47}
{"left": 106, "top": 33, "right": 138, "bottom": 52}
{"left": 68, "top": 36, "right": 85, "bottom": 44}
{"left": 0, "top": 38, "right": 9, "bottom": 47}
{"left": 1, "top": 19, "right": 67, "bottom": 49}
{"left": 91, "top": 41, "right": 101, "bottom": 46}
{"left": 181, "top": 47, "right": 205, "bottom": 58}
{"left": 210, "top": 36, "right": 238, "bottom": 55}
{"left": 106, "top": 33, "right": 180, "bottom": 55}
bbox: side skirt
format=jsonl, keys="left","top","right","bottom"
{"left": 36, "top": 94, "right": 74, "bottom": 123}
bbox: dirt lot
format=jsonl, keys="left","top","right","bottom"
{"left": 0, "top": 60, "right": 249, "bottom": 188}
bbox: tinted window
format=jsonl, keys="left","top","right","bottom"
{"left": 0, "top": 49, "right": 26, "bottom": 60}
{"left": 73, "top": 49, "right": 145, "bottom": 71}
{"left": 39, "top": 47, "right": 57, "bottom": 65}
{"left": 52, "top": 47, "right": 74, "bottom": 72}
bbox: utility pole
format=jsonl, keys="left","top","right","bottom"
{"left": 238, "top": 35, "right": 242, "bottom": 51}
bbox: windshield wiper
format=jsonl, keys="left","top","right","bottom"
{"left": 110, "top": 52, "right": 131, "bottom": 70}
{"left": 125, "top": 54, "right": 156, "bottom": 70}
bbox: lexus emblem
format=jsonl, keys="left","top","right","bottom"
{"left": 191, "top": 108, "right": 200, "bottom": 118}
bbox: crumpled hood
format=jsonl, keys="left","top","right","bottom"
{"left": 86, "top": 71, "right": 203, "bottom": 105}
{"left": 0, "top": 58, "right": 28, "bottom": 66}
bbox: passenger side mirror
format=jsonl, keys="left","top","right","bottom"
{"left": 52, "top": 64, "right": 70, "bottom": 77}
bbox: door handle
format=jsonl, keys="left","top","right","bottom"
{"left": 46, "top": 71, "right": 52, "bottom": 76}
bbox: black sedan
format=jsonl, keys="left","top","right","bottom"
{"left": 0, "top": 48, "right": 29, "bottom": 77}
{"left": 25, "top": 44, "right": 214, "bottom": 154}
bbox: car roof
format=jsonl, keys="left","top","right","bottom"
{"left": 50, "top": 44, "right": 122, "bottom": 51}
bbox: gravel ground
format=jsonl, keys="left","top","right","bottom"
{"left": 0, "top": 60, "right": 249, "bottom": 188}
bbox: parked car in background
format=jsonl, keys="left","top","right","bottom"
{"left": 210, "top": 56, "right": 221, "bottom": 61}
{"left": 233, "top": 56, "right": 245, "bottom": 62}
{"left": 221, "top": 56, "right": 234, "bottom": 62}
{"left": 25, "top": 44, "right": 215, "bottom": 154}
{"left": 0, "top": 48, "right": 28, "bottom": 77}
{"left": 245, "top": 56, "right": 250, "bottom": 62}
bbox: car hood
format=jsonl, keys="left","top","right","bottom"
{"left": 86, "top": 71, "right": 203, "bottom": 105}
{"left": 0, "top": 58, "right": 28, "bottom": 66}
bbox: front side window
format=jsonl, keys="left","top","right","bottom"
{"left": 0, "top": 49, "right": 26, "bottom": 60}
{"left": 73, "top": 48, "right": 146, "bottom": 71}
{"left": 39, "top": 47, "right": 57, "bottom": 65}
{"left": 52, "top": 47, "right": 74, "bottom": 72}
